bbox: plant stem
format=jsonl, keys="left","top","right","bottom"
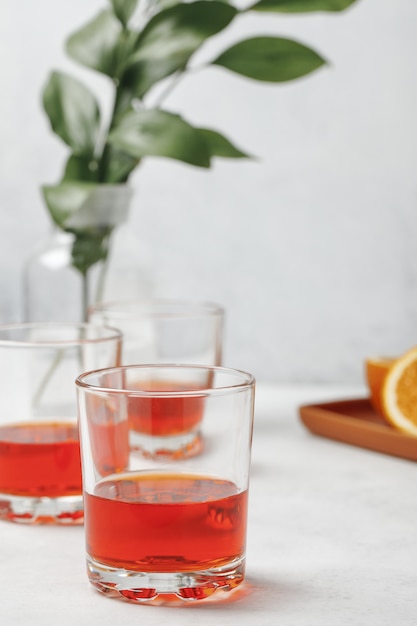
{"left": 152, "top": 70, "right": 185, "bottom": 108}
{"left": 94, "top": 255, "right": 111, "bottom": 305}
{"left": 97, "top": 78, "right": 120, "bottom": 182}
{"left": 152, "top": 64, "right": 208, "bottom": 108}
{"left": 98, "top": 53, "right": 135, "bottom": 182}
{"left": 82, "top": 271, "right": 89, "bottom": 322}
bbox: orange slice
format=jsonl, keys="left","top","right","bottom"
{"left": 381, "top": 346, "right": 417, "bottom": 436}
{"left": 365, "top": 356, "right": 395, "bottom": 416}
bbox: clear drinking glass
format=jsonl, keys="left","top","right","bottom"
{"left": 0, "top": 323, "right": 121, "bottom": 524}
{"left": 76, "top": 364, "right": 255, "bottom": 604}
{"left": 88, "top": 299, "right": 224, "bottom": 458}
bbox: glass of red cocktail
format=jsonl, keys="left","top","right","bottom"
{"left": 0, "top": 323, "right": 121, "bottom": 524}
{"left": 88, "top": 299, "right": 224, "bottom": 458}
{"left": 76, "top": 364, "right": 255, "bottom": 603}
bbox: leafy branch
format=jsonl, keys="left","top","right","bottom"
{"left": 41, "top": 0, "right": 357, "bottom": 280}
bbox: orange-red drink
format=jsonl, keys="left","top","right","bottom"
{"left": 0, "top": 422, "right": 81, "bottom": 497}
{"left": 128, "top": 382, "right": 204, "bottom": 436}
{"left": 85, "top": 474, "right": 247, "bottom": 573}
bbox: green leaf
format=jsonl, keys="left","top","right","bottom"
{"left": 110, "top": 0, "right": 138, "bottom": 26}
{"left": 213, "top": 37, "right": 326, "bottom": 82}
{"left": 66, "top": 10, "right": 123, "bottom": 77}
{"left": 42, "top": 183, "right": 99, "bottom": 229}
{"left": 105, "top": 147, "right": 139, "bottom": 183}
{"left": 70, "top": 230, "right": 112, "bottom": 276}
{"left": 120, "top": 1, "right": 238, "bottom": 98}
{"left": 42, "top": 71, "right": 100, "bottom": 155}
{"left": 249, "top": 0, "right": 357, "bottom": 12}
{"left": 63, "top": 155, "right": 99, "bottom": 182}
{"left": 108, "top": 109, "right": 211, "bottom": 167}
{"left": 197, "top": 128, "right": 251, "bottom": 159}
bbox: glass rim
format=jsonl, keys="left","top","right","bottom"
{"left": 76, "top": 364, "right": 255, "bottom": 397}
{"left": 88, "top": 298, "right": 225, "bottom": 320}
{"left": 0, "top": 322, "right": 122, "bottom": 347}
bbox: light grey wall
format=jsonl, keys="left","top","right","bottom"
{"left": 1, "top": 0, "right": 416, "bottom": 383}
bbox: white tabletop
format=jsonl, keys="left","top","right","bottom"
{"left": 1, "top": 384, "right": 416, "bottom": 625}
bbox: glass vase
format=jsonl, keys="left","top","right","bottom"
{"left": 22, "top": 186, "right": 153, "bottom": 322}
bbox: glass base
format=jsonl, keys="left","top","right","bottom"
{"left": 129, "top": 429, "right": 203, "bottom": 459}
{"left": 0, "top": 492, "right": 84, "bottom": 524}
{"left": 87, "top": 554, "right": 245, "bottom": 604}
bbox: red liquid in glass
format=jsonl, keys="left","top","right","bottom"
{"left": 128, "top": 382, "right": 205, "bottom": 436}
{"left": 85, "top": 473, "right": 247, "bottom": 572}
{"left": 0, "top": 422, "right": 82, "bottom": 497}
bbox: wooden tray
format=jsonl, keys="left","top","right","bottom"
{"left": 299, "top": 398, "right": 417, "bottom": 462}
